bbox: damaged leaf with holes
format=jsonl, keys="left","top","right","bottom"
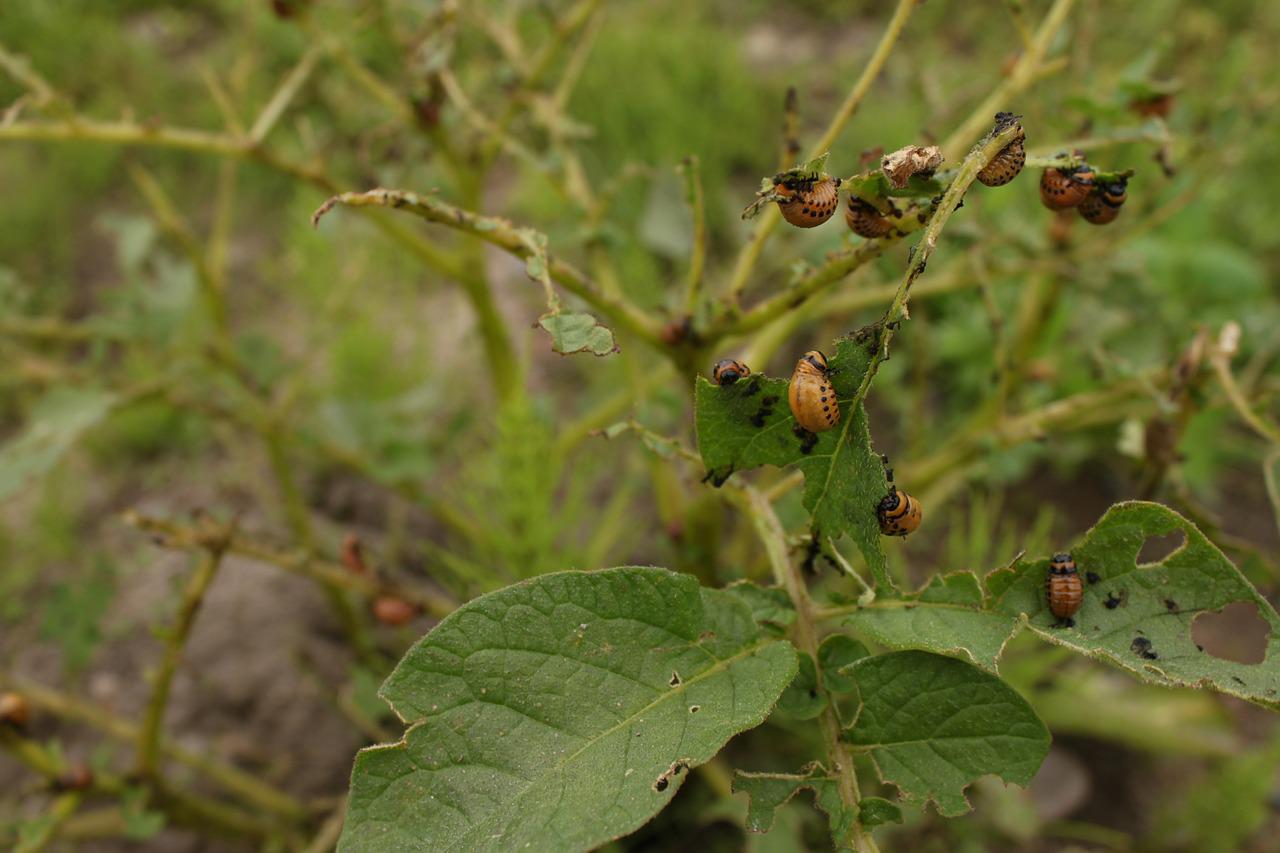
{"left": 694, "top": 328, "right": 892, "bottom": 587}
{"left": 340, "top": 567, "right": 797, "bottom": 852}
{"left": 842, "top": 650, "right": 1050, "bottom": 817}
{"left": 733, "top": 763, "right": 856, "bottom": 845}
{"left": 986, "top": 501, "right": 1280, "bottom": 708}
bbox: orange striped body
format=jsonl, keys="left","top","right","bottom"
{"left": 845, "top": 197, "right": 894, "bottom": 238}
{"left": 1046, "top": 553, "right": 1083, "bottom": 620}
{"left": 788, "top": 351, "right": 839, "bottom": 433}
{"left": 877, "top": 489, "right": 922, "bottom": 537}
{"left": 978, "top": 132, "right": 1026, "bottom": 187}
{"left": 1039, "top": 167, "right": 1095, "bottom": 210}
{"left": 776, "top": 177, "right": 840, "bottom": 228}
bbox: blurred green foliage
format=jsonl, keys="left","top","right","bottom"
{"left": 2, "top": 0, "right": 1279, "bottom": 850}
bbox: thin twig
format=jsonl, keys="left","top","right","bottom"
{"left": 779, "top": 86, "right": 801, "bottom": 169}
{"left": 680, "top": 156, "right": 707, "bottom": 316}
{"left": 312, "top": 188, "right": 666, "bottom": 347}
{"left": 14, "top": 791, "right": 83, "bottom": 852}
{"left": 249, "top": 44, "right": 322, "bottom": 144}
{"left": 1264, "top": 449, "right": 1280, "bottom": 540}
{"left": 0, "top": 42, "right": 61, "bottom": 108}
{"left": 1207, "top": 341, "right": 1280, "bottom": 445}
{"left": 122, "top": 511, "right": 455, "bottom": 618}
{"left": 137, "top": 543, "right": 229, "bottom": 778}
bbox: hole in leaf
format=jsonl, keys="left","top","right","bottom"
{"left": 1135, "top": 530, "right": 1186, "bottom": 565}
{"left": 669, "top": 672, "right": 682, "bottom": 687}
{"left": 1191, "top": 602, "right": 1269, "bottom": 664}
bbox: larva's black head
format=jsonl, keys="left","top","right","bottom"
{"left": 802, "top": 350, "right": 828, "bottom": 371}
{"left": 1049, "top": 552, "right": 1077, "bottom": 574}
{"left": 993, "top": 111, "right": 1022, "bottom": 130}
{"left": 712, "top": 358, "right": 749, "bottom": 385}
{"left": 878, "top": 490, "right": 901, "bottom": 513}
{"left": 1099, "top": 177, "right": 1129, "bottom": 205}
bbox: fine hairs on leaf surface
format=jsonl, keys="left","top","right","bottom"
{"left": 695, "top": 327, "right": 893, "bottom": 588}
{"left": 339, "top": 567, "right": 797, "bottom": 852}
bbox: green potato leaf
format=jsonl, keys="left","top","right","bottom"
{"left": 986, "top": 501, "right": 1280, "bottom": 708}
{"left": 341, "top": 567, "right": 797, "bottom": 852}
{"left": 843, "top": 651, "right": 1050, "bottom": 817}
{"left": 841, "top": 572, "right": 1022, "bottom": 672}
{"left": 733, "top": 763, "right": 855, "bottom": 846}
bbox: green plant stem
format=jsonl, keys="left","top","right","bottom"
{"left": 302, "top": 806, "right": 348, "bottom": 853}
{"left": 122, "top": 511, "right": 455, "bottom": 618}
{"left": 723, "top": 0, "right": 919, "bottom": 307}
{"left": 248, "top": 43, "right": 323, "bottom": 144}
{"left": 1265, "top": 449, "right": 1280, "bottom": 540}
{"left": 312, "top": 188, "right": 667, "bottom": 348}
{"left": 136, "top": 547, "right": 226, "bottom": 778}
{"left": 680, "top": 155, "right": 708, "bottom": 317}
{"left": 53, "top": 807, "right": 128, "bottom": 843}
{"left": 554, "top": 364, "right": 672, "bottom": 455}
{"left": 743, "top": 251, "right": 989, "bottom": 367}
{"left": 0, "top": 673, "right": 307, "bottom": 821}
{"left": 14, "top": 791, "right": 83, "bottom": 853}
{"left": 0, "top": 42, "right": 56, "bottom": 99}
{"left": 911, "top": 375, "right": 1160, "bottom": 489}
{"left": 128, "top": 164, "right": 233, "bottom": 347}
{"left": 0, "top": 316, "right": 130, "bottom": 343}
{"left": 1209, "top": 348, "right": 1280, "bottom": 445}
{"left": 739, "top": 486, "right": 878, "bottom": 853}
{"left": 714, "top": 241, "right": 887, "bottom": 341}
{"left": 455, "top": 171, "right": 523, "bottom": 403}
{"left": 939, "top": 0, "right": 1077, "bottom": 162}
{"left": 1026, "top": 121, "right": 1173, "bottom": 159}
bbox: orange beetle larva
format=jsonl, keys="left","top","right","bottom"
{"left": 788, "top": 350, "right": 839, "bottom": 433}
{"left": 775, "top": 176, "right": 841, "bottom": 228}
{"left": 0, "top": 692, "right": 29, "bottom": 729}
{"left": 876, "top": 459, "right": 922, "bottom": 537}
{"left": 845, "top": 197, "right": 894, "bottom": 239}
{"left": 711, "top": 359, "right": 751, "bottom": 386}
{"left": 1039, "top": 166, "right": 1095, "bottom": 210}
{"left": 372, "top": 597, "right": 418, "bottom": 626}
{"left": 1078, "top": 177, "right": 1128, "bottom": 225}
{"left": 977, "top": 120, "right": 1026, "bottom": 187}
{"left": 1046, "top": 552, "right": 1083, "bottom": 626}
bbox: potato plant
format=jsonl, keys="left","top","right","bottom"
{"left": 2, "top": 1, "right": 1280, "bottom": 852}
